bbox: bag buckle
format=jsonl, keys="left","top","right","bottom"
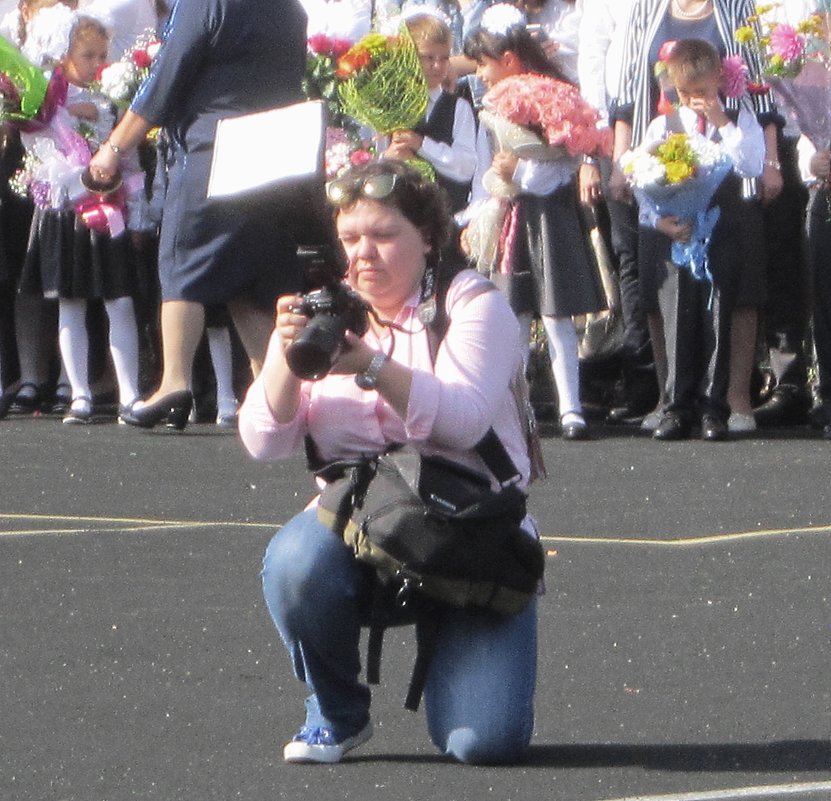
{"left": 395, "top": 571, "right": 422, "bottom": 608}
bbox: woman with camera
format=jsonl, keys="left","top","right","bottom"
{"left": 238, "top": 160, "right": 540, "bottom": 765}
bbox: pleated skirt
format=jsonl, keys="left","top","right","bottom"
{"left": 491, "top": 181, "right": 606, "bottom": 318}
{"left": 19, "top": 207, "right": 133, "bottom": 300}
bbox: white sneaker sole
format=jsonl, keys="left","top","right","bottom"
{"left": 283, "top": 722, "right": 373, "bottom": 764}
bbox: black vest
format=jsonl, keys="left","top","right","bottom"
{"left": 414, "top": 92, "right": 471, "bottom": 213}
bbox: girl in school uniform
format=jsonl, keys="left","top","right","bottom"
{"left": 18, "top": 15, "right": 141, "bottom": 423}
{"left": 460, "top": 3, "right": 605, "bottom": 440}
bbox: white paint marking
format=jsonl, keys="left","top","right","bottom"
{"left": 598, "top": 779, "right": 831, "bottom": 801}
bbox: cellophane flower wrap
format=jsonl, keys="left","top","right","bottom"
{"left": 761, "top": 9, "right": 831, "bottom": 151}
{"left": 467, "top": 73, "right": 612, "bottom": 274}
{"left": 0, "top": 35, "right": 49, "bottom": 121}
{"left": 620, "top": 132, "right": 732, "bottom": 283}
{"left": 9, "top": 72, "right": 145, "bottom": 236}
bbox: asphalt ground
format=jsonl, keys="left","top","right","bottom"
{"left": 2, "top": 412, "right": 831, "bottom": 801}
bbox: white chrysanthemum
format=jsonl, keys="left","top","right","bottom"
{"left": 481, "top": 3, "right": 526, "bottom": 36}
{"left": 690, "top": 136, "right": 722, "bottom": 169}
{"left": 620, "top": 150, "right": 666, "bottom": 189}
{"left": 99, "top": 61, "right": 139, "bottom": 102}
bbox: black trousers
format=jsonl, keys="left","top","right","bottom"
{"left": 807, "top": 185, "right": 831, "bottom": 404}
{"left": 762, "top": 135, "right": 810, "bottom": 390}
{"left": 602, "top": 159, "right": 655, "bottom": 385}
{"left": 656, "top": 258, "right": 734, "bottom": 422}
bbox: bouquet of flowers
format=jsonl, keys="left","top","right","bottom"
{"left": 303, "top": 33, "right": 354, "bottom": 130}
{"left": 620, "top": 132, "right": 732, "bottom": 283}
{"left": 335, "top": 29, "right": 427, "bottom": 135}
{"left": 735, "top": 4, "right": 830, "bottom": 83}
{"left": 94, "top": 31, "right": 161, "bottom": 110}
{"left": 769, "top": 59, "right": 831, "bottom": 152}
{"left": 301, "top": 34, "right": 375, "bottom": 178}
{"left": 466, "top": 73, "right": 612, "bottom": 274}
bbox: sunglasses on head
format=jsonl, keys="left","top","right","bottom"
{"left": 325, "top": 172, "right": 399, "bottom": 206}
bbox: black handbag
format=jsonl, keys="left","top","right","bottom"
{"left": 318, "top": 438, "right": 542, "bottom": 615}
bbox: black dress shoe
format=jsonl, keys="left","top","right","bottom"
{"left": 606, "top": 399, "right": 653, "bottom": 425}
{"left": 753, "top": 386, "right": 810, "bottom": 426}
{"left": 8, "top": 382, "right": 42, "bottom": 414}
{"left": 561, "top": 415, "right": 589, "bottom": 440}
{"left": 700, "top": 414, "right": 728, "bottom": 441}
{"left": 653, "top": 413, "right": 691, "bottom": 441}
{"left": 121, "top": 390, "right": 192, "bottom": 430}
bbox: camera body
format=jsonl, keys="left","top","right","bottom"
{"left": 285, "top": 283, "right": 370, "bottom": 380}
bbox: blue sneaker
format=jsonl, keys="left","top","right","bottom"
{"left": 283, "top": 722, "right": 373, "bottom": 764}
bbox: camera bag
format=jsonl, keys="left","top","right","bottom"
{"left": 310, "top": 269, "right": 545, "bottom": 710}
{"left": 315, "top": 432, "right": 542, "bottom": 710}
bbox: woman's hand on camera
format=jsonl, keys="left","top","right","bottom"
{"left": 332, "top": 331, "right": 375, "bottom": 376}
{"left": 274, "top": 294, "right": 308, "bottom": 350}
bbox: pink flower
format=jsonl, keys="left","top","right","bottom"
{"left": 330, "top": 38, "right": 353, "bottom": 58}
{"left": 485, "top": 74, "right": 611, "bottom": 158}
{"left": 350, "top": 148, "right": 372, "bottom": 166}
{"left": 721, "top": 55, "right": 748, "bottom": 98}
{"left": 769, "top": 24, "right": 805, "bottom": 64}
{"left": 658, "top": 40, "right": 677, "bottom": 62}
{"left": 308, "top": 33, "right": 334, "bottom": 55}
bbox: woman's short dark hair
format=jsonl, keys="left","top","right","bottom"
{"left": 329, "top": 160, "right": 453, "bottom": 256}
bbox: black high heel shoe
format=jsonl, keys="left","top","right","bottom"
{"left": 121, "top": 390, "right": 192, "bottom": 431}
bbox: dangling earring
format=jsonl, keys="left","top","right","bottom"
{"left": 417, "top": 262, "right": 437, "bottom": 324}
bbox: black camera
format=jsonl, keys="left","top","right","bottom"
{"left": 285, "top": 283, "right": 370, "bottom": 380}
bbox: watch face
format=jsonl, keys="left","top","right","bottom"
{"left": 355, "top": 372, "right": 376, "bottom": 390}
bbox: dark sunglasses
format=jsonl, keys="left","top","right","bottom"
{"left": 325, "top": 172, "right": 399, "bottom": 206}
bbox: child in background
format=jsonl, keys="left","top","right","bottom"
{"left": 636, "top": 39, "right": 764, "bottom": 441}
{"left": 384, "top": 9, "right": 476, "bottom": 214}
{"left": 797, "top": 133, "right": 831, "bottom": 439}
{"left": 17, "top": 15, "right": 141, "bottom": 423}
{"left": 460, "top": 4, "right": 605, "bottom": 440}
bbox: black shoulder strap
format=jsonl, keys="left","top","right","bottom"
{"left": 427, "top": 269, "right": 522, "bottom": 486}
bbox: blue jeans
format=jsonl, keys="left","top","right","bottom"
{"left": 261, "top": 509, "right": 538, "bottom": 764}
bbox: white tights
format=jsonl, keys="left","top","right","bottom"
{"left": 58, "top": 296, "right": 139, "bottom": 406}
{"left": 518, "top": 312, "right": 583, "bottom": 420}
{"left": 206, "top": 326, "right": 236, "bottom": 414}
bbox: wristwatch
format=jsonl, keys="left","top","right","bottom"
{"left": 355, "top": 353, "right": 388, "bottom": 390}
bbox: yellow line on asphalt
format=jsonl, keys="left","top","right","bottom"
{"left": 2, "top": 512, "right": 831, "bottom": 546}
{"left": 541, "top": 522, "right": 831, "bottom": 547}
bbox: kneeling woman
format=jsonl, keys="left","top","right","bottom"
{"left": 239, "top": 161, "right": 541, "bottom": 765}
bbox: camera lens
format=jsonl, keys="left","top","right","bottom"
{"left": 285, "top": 316, "right": 347, "bottom": 380}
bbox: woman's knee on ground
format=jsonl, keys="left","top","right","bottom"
{"left": 441, "top": 723, "right": 531, "bottom": 765}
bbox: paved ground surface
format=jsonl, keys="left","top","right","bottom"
{"left": 2, "top": 412, "right": 831, "bottom": 801}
